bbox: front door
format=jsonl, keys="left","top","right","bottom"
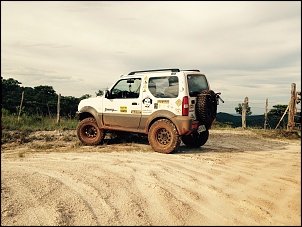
{"left": 102, "top": 78, "right": 142, "bottom": 130}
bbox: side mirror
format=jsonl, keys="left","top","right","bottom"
{"left": 105, "top": 90, "right": 111, "bottom": 99}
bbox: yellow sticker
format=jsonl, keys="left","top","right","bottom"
{"left": 175, "top": 99, "right": 182, "bottom": 107}
{"left": 120, "top": 106, "right": 127, "bottom": 113}
{"left": 158, "top": 100, "right": 169, "bottom": 104}
{"left": 131, "top": 110, "right": 141, "bottom": 114}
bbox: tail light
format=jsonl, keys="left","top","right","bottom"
{"left": 182, "top": 96, "right": 189, "bottom": 116}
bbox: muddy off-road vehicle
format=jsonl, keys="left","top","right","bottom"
{"left": 76, "top": 68, "right": 223, "bottom": 153}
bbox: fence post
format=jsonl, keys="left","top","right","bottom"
{"left": 242, "top": 97, "right": 248, "bottom": 129}
{"left": 18, "top": 91, "right": 24, "bottom": 122}
{"left": 264, "top": 98, "right": 268, "bottom": 130}
{"left": 57, "top": 93, "right": 61, "bottom": 124}
{"left": 287, "top": 83, "right": 296, "bottom": 131}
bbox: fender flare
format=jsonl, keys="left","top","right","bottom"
{"left": 77, "top": 106, "right": 103, "bottom": 129}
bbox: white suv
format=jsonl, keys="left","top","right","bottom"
{"left": 76, "top": 68, "right": 222, "bottom": 153}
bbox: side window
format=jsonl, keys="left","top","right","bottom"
{"left": 148, "top": 76, "right": 179, "bottom": 98}
{"left": 111, "top": 78, "right": 141, "bottom": 98}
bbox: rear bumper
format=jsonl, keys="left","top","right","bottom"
{"left": 171, "top": 116, "right": 199, "bottom": 135}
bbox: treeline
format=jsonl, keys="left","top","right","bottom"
{"left": 216, "top": 112, "right": 283, "bottom": 129}
{"left": 1, "top": 77, "right": 92, "bottom": 118}
{"left": 2, "top": 77, "right": 300, "bottom": 129}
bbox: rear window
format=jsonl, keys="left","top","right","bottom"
{"left": 187, "top": 74, "right": 209, "bottom": 97}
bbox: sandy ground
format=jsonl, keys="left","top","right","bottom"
{"left": 1, "top": 129, "right": 301, "bottom": 226}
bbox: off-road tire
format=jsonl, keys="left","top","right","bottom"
{"left": 148, "top": 119, "right": 180, "bottom": 154}
{"left": 77, "top": 117, "right": 105, "bottom": 145}
{"left": 182, "top": 130, "right": 209, "bottom": 148}
{"left": 196, "top": 90, "right": 217, "bottom": 129}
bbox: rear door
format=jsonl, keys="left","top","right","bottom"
{"left": 186, "top": 73, "right": 209, "bottom": 120}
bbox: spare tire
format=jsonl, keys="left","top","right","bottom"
{"left": 196, "top": 90, "right": 217, "bottom": 129}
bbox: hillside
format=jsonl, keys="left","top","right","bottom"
{"left": 216, "top": 112, "right": 281, "bottom": 128}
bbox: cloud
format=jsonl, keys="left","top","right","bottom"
{"left": 1, "top": 1, "right": 301, "bottom": 115}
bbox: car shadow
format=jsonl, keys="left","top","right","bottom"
{"left": 103, "top": 132, "right": 222, "bottom": 154}
{"left": 104, "top": 132, "right": 150, "bottom": 145}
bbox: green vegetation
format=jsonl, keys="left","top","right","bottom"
{"left": 1, "top": 110, "right": 78, "bottom": 131}
{"left": 1, "top": 77, "right": 91, "bottom": 118}
{"left": 1, "top": 76, "right": 300, "bottom": 138}
{"left": 235, "top": 102, "right": 252, "bottom": 116}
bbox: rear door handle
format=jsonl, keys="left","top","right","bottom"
{"left": 132, "top": 102, "right": 138, "bottom": 105}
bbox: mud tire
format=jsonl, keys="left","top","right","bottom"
{"left": 196, "top": 90, "right": 217, "bottom": 129}
{"left": 182, "top": 130, "right": 209, "bottom": 148}
{"left": 148, "top": 119, "right": 180, "bottom": 154}
{"left": 76, "top": 117, "right": 105, "bottom": 145}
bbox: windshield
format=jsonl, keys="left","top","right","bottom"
{"left": 187, "top": 74, "right": 209, "bottom": 97}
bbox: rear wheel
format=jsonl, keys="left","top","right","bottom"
{"left": 76, "top": 117, "right": 105, "bottom": 145}
{"left": 182, "top": 130, "right": 209, "bottom": 148}
{"left": 148, "top": 119, "right": 180, "bottom": 154}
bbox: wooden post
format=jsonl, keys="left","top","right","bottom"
{"left": 287, "top": 83, "right": 296, "bottom": 131}
{"left": 242, "top": 97, "right": 248, "bottom": 129}
{"left": 264, "top": 98, "right": 268, "bottom": 130}
{"left": 18, "top": 91, "right": 24, "bottom": 122}
{"left": 275, "top": 102, "right": 289, "bottom": 129}
{"left": 57, "top": 93, "right": 61, "bottom": 124}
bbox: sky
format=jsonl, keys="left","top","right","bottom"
{"left": 1, "top": 1, "right": 301, "bottom": 115}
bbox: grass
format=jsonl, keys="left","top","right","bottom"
{"left": 1, "top": 113, "right": 78, "bottom": 131}
{"left": 1, "top": 114, "right": 300, "bottom": 148}
{"left": 248, "top": 127, "right": 301, "bottom": 140}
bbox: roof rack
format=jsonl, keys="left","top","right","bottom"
{"left": 182, "top": 69, "right": 200, "bottom": 72}
{"left": 128, "top": 68, "right": 180, "bottom": 75}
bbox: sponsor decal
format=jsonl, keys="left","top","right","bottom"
{"left": 131, "top": 110, "right": 141, "bottom": 114}
{"left": 143, "top": 76, "right": 148, "bottom": 92}
{"left": 158, "top": 100, "right": 169, "bottom": 109}
{"left": 158, "top": 100, "right": 169, "bottom": 104}
{"left": 142, "top": 97, "right": 152, "bottom": 108}
{"left": 120, "top": 106, "right": 127, "bottom": 113}
{"left": 175, "top": 99, "right": 182, "bottom": 107}
{"left": 105, "top": 108, "right": 117, "bottom": 112}
{"left": 142, "top": 109, "right": 152, "bottom": 114}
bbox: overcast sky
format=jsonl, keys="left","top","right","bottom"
{"left": 1, "top": 1, "right": 301, "bottom": 115}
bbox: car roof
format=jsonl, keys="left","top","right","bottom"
{"left": 121, "top": 68, "right": 203, "bottom": 78}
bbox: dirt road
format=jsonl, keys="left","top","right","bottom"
{"left": 1, "top": 129, "right": 301, "bottom": 226}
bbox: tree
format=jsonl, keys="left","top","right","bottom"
{"left": 235, "top": 103, "right": 252, "bottom": 116}
{"left": 60, "top": 96, "right": 80, "bottom": 118}
{"left": 268, "top": 104, "right": 288, "bottom": 128}
{"left": 32, "top": 85, "right": 57, "bottom": 116}
{"left": 79, "top": 94, "right": 91, "bottom": 100}
{"left": 1, "top": 77, "right": 95, "bottom": 118}
{"left": 1, "top": 77, "right": 23, "bottom": 114}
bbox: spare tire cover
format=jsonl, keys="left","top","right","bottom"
{"left": 196, "top": 90, "right": 217, "bottom": 129}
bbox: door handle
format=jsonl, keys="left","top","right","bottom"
{"left": 132, "top": 102, "right": 138, "bottom": 105}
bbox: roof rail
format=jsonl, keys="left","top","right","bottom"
{"left": 128, "top": 68, "right": 180, "bottom": 75}
{"left": 182, "top": 69, "right": 200, "bottom": 72}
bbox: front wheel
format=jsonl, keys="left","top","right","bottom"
{"left": 76, "top": 117, "right": 105, "bottom": 145}
{"left": 182, "top": 130, "right": 209, "bottom": 148}
{"left": 148, "top": 119, "right": 180, "bottom": 154}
